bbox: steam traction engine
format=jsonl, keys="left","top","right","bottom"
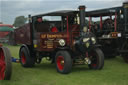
{"left": 15, "top": 6, "right": 104, "bottom": 74}
{"left": 86, "top": 2, "right": 128, "bottom": 62}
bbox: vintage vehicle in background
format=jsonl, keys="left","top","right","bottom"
{"left": 15, "top": 6, "right": 104, "bottom": 74}
{"left": 0, "top": 24, "right": 15, "bottom": 45}
{"left": 0, "top": 44, "right": 12, "bottom": 80}
{"left": 86, "top": 2, "right": 128, "bottom": 62}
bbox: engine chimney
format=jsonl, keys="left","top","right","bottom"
{"left": 78, "top": 5, "right": 86, "bottom": 32}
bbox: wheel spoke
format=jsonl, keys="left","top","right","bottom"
{"left": 0, "top": 51, "right": 4, "bottom": 61}
{"left": 0, "top": 60, "right": 3, "bottom": 67}
{"left": 1, "top": 65, "right": 5, "bottom": 80}
{"left": 0, "top": 60, "right": 5, "bottom": 80}
{"left": 0, "top": 60, "right": 5, "bottom": 67}
{"left": 0, "top": 49, "right": 6, "bottom": 80}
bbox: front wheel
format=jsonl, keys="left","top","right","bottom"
{"left": 55, "top": 51, "right": 72, "bottom": 74}
{"left": 88, "top": 48, "right": 104, "bottom": 70}
{"left": 19, "top": 46, "right": 35, "bottom": 67}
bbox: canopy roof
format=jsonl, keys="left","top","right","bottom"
{"left": 32, "top": 6, "right": 124, "bottom": 18}
{"left": 32, "top": 10, "right": 78, "bottom": 17}
{"left": 0, "top": 26, "right": 14, "bottom": 32}
{"left": 86, "top": 6, "right": 123, "bottom": 17}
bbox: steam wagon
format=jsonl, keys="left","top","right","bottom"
{"left": 15, "top": 6, "right": 104, "bottom": 74}
{"left": 86, "top": 2, "right": 128, "bottom": 61}
{"left": 0, "top": 44, "right": 12, "bottom": 80}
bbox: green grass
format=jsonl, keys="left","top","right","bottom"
{"left": 1, "top": 45, "right": 128, "bottom": 85}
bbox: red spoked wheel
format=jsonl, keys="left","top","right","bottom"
{"left": 19, "top": 46, "right": 35, "bottom": 67}
{"left": 88, "top": 48, "right": 104, "bottom": 70}
{"left": 57, "top": 56, "right": 64, "bottom": 71}
{"left": 0, "top": 47, "right": 12, "bottom": 80}
{"left": 55, "top": 51, "right": 72, "bottom": 74}
{"left": 0, "top": 49, "right": 5, "bottom": 80}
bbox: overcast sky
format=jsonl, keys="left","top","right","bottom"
{"left": 0, "top": 0, "right": 126, "bottom": 24}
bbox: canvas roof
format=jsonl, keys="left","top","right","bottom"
{"left": 32, "top": 10, "right": 78, "bottom": 17}
{"left": 86, "top": 6, "right": 123, "bottom": 17}
{"left": 0, "top": 26, "right": 14, "bottom": 32}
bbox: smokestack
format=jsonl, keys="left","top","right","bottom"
{"left": 78, "top": 5, "right": 86, "bottom": 31}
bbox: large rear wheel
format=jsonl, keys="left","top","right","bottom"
{"left": 19, "top": 45, "right": 35, "bottom": 67}
{"left": 88, "top": 48, "right": 104, "bottom": 70}
{"left": 55, "top": 51, "right": 72, "bottom": 74}
{"left": 0, "top": 47, "right": 12, "bottom": 80}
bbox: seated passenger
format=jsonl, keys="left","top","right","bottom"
{"left": 37, "top": 17, "right": 42, "bottom": 23}
{"left": 51, "top": 26, "right": 58, "bottom": 32}
{"left": 94, "top": 22, "right": 98, "bottom": 32}
{"left": 50, "top": 24, "right": 58, "bottom": 32}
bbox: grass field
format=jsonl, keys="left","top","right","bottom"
{"left": 1, "top": 45, "right": 128, "bottom": 85}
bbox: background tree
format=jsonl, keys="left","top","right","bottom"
{"left": 0, "top": 22, "right": 3, "bottom": 24}
{"left": 13, "top": 16, "right": 27, "bottom": 27}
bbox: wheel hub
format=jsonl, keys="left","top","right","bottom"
{"left": 61, "top": 60, "right": 64, "bottom": 64}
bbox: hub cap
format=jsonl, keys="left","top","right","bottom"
{"left": 21, "top": 52, "right": 26, "bottom": 64}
